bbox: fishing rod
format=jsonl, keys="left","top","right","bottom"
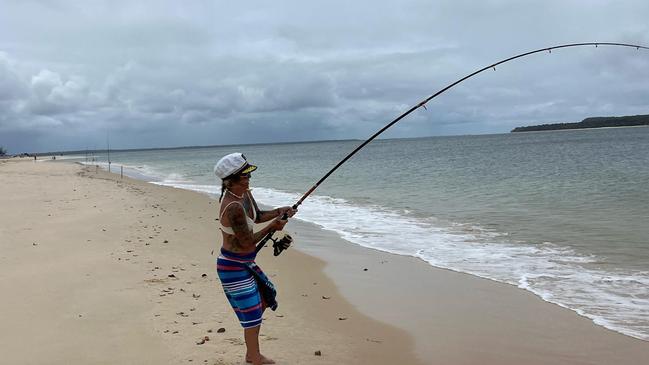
{"left": 256, "top": 41, "right": 649, "bottom": 255}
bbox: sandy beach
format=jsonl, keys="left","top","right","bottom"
{"left": 0, "top": 159, "right": 419, "bottom": 365}
{"left": 2, "top": 158, "right": 648, "bottom": 364}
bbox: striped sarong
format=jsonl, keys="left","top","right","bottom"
{"left": 216, "top": 248, "right": 277, "bottom": 328}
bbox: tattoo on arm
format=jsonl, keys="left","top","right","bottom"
{"left": 256, "top": 206, "right": 281, "bottom": 223}
{"left": 226, "top": 200, "right": 280, "bottom": 249}
{"left": 226, "top": 204, "right": 254, "bottom": 248}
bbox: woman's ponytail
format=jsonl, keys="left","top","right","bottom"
{"left": 219, "top": 181, "right": 226, "bottom": 202}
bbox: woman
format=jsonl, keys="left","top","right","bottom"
{"left": 214, "top": 152, "right": 296, "bottom": 365}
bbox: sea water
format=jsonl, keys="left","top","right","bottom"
{"left": 77, "top": 127, "right": 649, "bottom": 341}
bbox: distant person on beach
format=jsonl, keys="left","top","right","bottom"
{"left": 214, "top": 152, "right": 296, "bottom": 365}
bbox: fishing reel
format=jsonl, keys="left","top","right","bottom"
{"left": 269, "top": 230, "right": 293, "bottom": 256}
{"left": 253, "top": 208, "right": 297, "bottom": 256}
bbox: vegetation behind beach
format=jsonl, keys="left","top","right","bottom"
{"left": 512, "top": 114, "right": 649, "bottom": 132}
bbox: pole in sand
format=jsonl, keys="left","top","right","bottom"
{"left": 107, "top": 131, "right": 111, "bottom": 173}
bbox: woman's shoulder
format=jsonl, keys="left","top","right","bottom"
{"left": 221, "top": 197, "right": 244, "bottom": 207}
{"left": 220, "top": 197, "right": 244, "bottom": 216}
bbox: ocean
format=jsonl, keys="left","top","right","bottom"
{"left": 75, "top": 126, "right": 649, "bottom": 341}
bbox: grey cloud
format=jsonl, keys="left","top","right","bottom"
{"left": 0, "top": 54, "right": 28, "bottom": 101}
{"left": 0, "top": 0, "right": 648, "bottom": 153}
{"left": 26, "top": 70, "right": 90, "bottom": 115}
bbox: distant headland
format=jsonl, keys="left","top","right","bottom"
{"left": 511, "top": 114, "right": 649, "bottom": 133}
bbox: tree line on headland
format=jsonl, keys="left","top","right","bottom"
{"left": 511, "top": 114, "right": 649, "bottom": 132}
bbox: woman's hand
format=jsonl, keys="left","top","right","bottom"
{"left": 277, "top": 206, "right": 297, "bottom": 218}
{"left": 270, "top": 216, "right": 288, "bottom": 231}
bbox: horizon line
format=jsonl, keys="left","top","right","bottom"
{"left": 28, "top": 133, "right": 492, "bottom": 156}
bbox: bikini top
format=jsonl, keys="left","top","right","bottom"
{"left": 219, "top": 192, "right": 258, "bottom": 236}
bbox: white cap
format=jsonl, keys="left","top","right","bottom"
{"left": 214, "top": 153, "right": 257, "bottom": 180}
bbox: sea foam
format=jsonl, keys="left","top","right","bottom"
{"left": 250, "top": 186, "right": 649, "bottom": 342}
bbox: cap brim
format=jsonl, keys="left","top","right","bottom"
{"left": 240, "top": 164, "right": 257, "bottom": 174}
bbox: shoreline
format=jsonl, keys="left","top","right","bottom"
{"left": 73, "top": 158, "right": 649, "bottom": 355}
{"left": 2, "top": 159, "right": 648, "bottom": 364}
{"left": 135, "top": 160, "right": 649, "bottom": 343}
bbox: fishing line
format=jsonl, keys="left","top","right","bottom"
{"left": 256, "top": 41, "right": 649, "bottom": 255}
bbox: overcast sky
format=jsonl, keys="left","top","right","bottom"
{"left": 1, "top": 0, "right": 648, "bottom": 153}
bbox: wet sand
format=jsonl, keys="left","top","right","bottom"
{"left": 1, "top": 159, "right": 648, "bottom": 364}
{"left": 293, "top": 220, "right": 649, "bottom": 364}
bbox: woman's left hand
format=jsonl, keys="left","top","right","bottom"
{"left": 277, "top": 206, "right": 297, "bottom": 219}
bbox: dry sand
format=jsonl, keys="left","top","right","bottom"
{"left": 0, "top": 159, "right": 419, "bottom": 365}
{"left": 1, "top": 159, "right": 648, "bottom": 364}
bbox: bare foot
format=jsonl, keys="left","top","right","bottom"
{"left": 246, "top": 354, "right": 275, "bottom": 364}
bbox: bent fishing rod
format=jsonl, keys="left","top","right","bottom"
{"left": 256, "top": 41, "right": 649, "bottom": 255}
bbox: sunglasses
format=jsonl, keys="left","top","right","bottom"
{"left": 237, "top": 172, "right": 251, "bottom": 178}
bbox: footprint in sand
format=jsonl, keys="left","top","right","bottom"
{"left": 225, "top": 338, "right": 244, "bottom": 346}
